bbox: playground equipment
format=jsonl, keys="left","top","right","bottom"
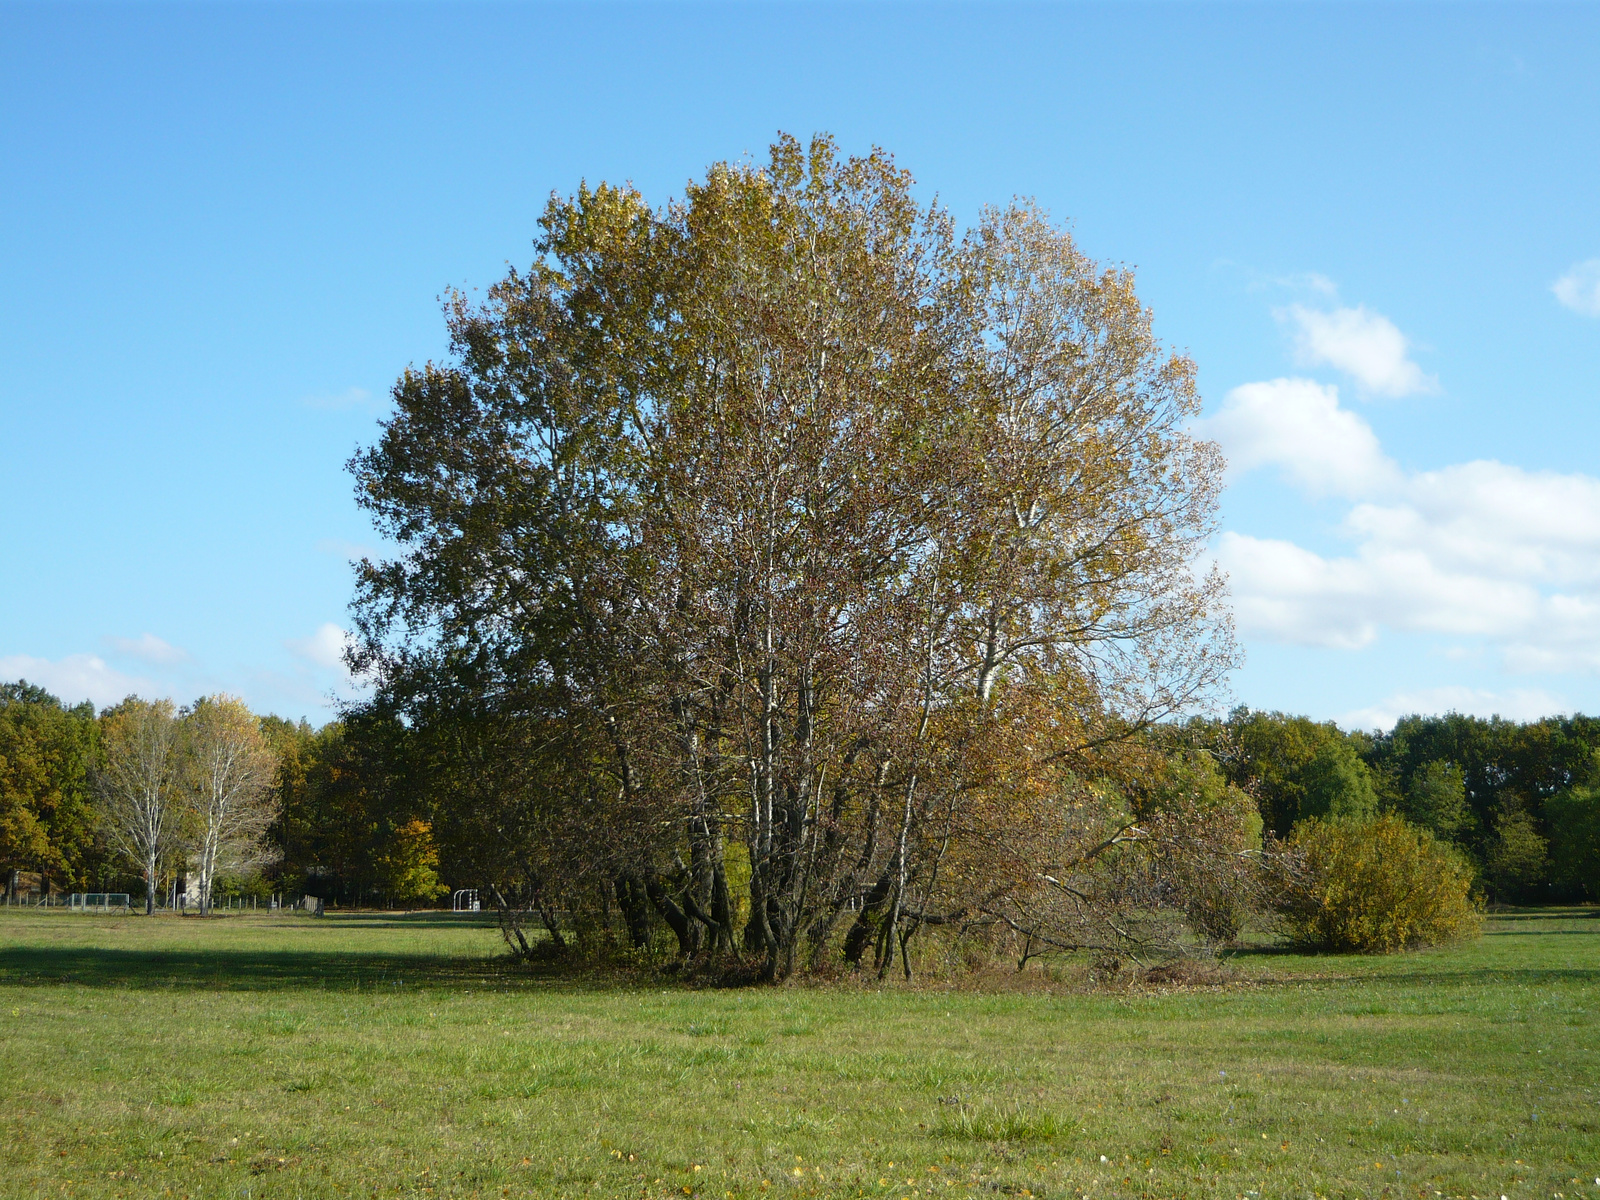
{"left": 452, "top": 888, "right": 480, "bottom": 912}
{"left": 67, "top": 893, "right": 131, "bottom": 913}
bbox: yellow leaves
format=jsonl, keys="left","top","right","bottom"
{"left": 373, "top": 818, "right": 449, "bottom": 904}
{"left": 1284, "top": 814, "right": 1481, "bottom": 952}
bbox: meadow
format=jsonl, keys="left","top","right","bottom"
{"left": 0, "top": 908, "right": 1594, "bottom": 1200}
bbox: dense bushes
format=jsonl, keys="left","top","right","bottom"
{"left": 1279, "top": 814, "right": 1481, "bottom": 953}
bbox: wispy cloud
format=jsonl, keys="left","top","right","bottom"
{"left": 1280, "top": 304, "right": 1437, "bottom": 397}
{"left": 104, "top": 632, "right": 189, "bottom": 666}
{"left": 1553, "top": 259, "right": 1600, "bottom": 318}
{"left": 1224, "top": 263, "right": 1339, "bottom": 298}
{"left": 1262, "top": 270, "right": 1339, "bottom": 297}
{"left": 285, "top": 623, "right": 354, "bottom": 677}
{"left": 0, "top": 653, "right": 158, "bottom": 710}
{"left": 300, "top": 386, "right": 377, "bottom": 411}
{"left": 1338, "top": 686, "right": 1570, "bottom": 733}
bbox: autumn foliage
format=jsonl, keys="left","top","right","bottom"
{"left": 1279, "top": 814, "right": 1481, "bottom": 953}
{"left": 346, "top": 134, "right": 1247, "bottom": 979}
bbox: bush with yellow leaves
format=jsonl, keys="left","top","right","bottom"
{"left": 1278, "top": 813, "right": 1480, "bottom": 953}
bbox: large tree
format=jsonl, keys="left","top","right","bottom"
{"left": 349, "top": 135, "right": 1237, "bottom": 978}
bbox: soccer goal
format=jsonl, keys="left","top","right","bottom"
{"left": 67, "top": 893, "right": 131, "bottom": 913}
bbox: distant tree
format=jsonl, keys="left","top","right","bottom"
{"left": 1546, "top": 783, "right": 1600, "bottom": 901}
{"left": 182, "top": 695, "right": 280, "bottom": 915}
{"left": 1217, "top": 709, "right": 1375, "bottom": 834}
{"left": 0, "top": 682, "right": 100, "bottom": 896}
{"left": 1485, "top": 802, "right": 1549, "bottom": 902}
{"left": 0, "top": 694, "right": 55, "bottom": 895}
{"left": 96, "top": 698, "right": 184, "bottom": 914}
{"left": 258, "top": 714, "right": 317, "bottom": 889}
{"left": 1366, "top": 712, "right": 1600, "bottom": 859}
{"left": 1400, "top": 759, "right": 1472, "bottom": 841}
{"left": 1297, "top": 740, "right": 1379, "bottom": 825}
{"left": 374, "top": 818, "right": 448, "bottom": 907}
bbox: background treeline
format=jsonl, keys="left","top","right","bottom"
{"left": 1191, "top": 707, "right": 1600, "bottom": 905}
{"left": 278, "top": 704, "right": 1600, "bottom": 907}
{"left": 0, "top": 682, "right": 444, "bottom": 906}
{"left": 6, "top": 677, "right": 1596, "bottom": 909}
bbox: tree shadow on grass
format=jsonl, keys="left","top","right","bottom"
{"left": 1483, "top": 928, "right": 1600, "bottom": 936}
{"left": 1484, "top": 907, "right": 1599, "bottom": 923}
{"left": 0, "top": 944, "right": 519, "bottom": 991}
{"left": 0, "top": 912, "right": 648, "bottom": 992}
{"left": 1331, "top": 965, "right": 1600, "bottom": 987}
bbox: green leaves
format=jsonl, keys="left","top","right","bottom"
{"left": 0, "top": 682, "right": 99, "bottom": 889}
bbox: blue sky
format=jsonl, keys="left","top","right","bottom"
{"left": 3, "top": 2, "right": 1598, "bottom": 728}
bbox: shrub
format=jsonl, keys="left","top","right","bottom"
{"left": 1279, "top": 814, "right": 1480, "bottom": 953}
{"left": 1135, "top": 749, "right": 1264, "bottom": 945}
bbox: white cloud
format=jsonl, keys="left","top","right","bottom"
{"left": 285, "top": 623, "right": 353, "bottom": 676}
{"left": 1213, "top": 378, "right": 1600, "bottom": 676}
{"left": 1199, "top": 378, "right": 1400, "bottom": 498}
{"left": 1553, "top": 259, "right": 1600, "bottom": 318}
{"left": 1349, "top": 461, "right": 1600, "bottom": 588}
{"left": 104, "top": 632, "right": 189, "bottom": 666}
{"left": 1282, "top": 304, "right": 1437, "bottom": 397}
{"left": 0, "top": 653, "right": 157, "bottom": 710}
{"left": 1215, "top": 533, "right": 1380, "bottom": 649}
{"left": 1339, "top": 686, "right": 1571, "bottom": 733}
{"left": 1216, "top": 528, "right": 1548, "bottom": 651}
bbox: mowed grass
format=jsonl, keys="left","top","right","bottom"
{"left": 1, "top": 909, "right": 1596, "bottom": 1200}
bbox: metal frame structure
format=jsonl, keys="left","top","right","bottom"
{"left": 452, "top": 888, "right": 480, "bottom": 912}
{"left": 67, "top": 893, "right": 132, "bottom": 913}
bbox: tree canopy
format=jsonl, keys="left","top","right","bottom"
{"left": 347, "top": 134, "right": 1239, "bottom": 978}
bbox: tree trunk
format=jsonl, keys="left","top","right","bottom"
{"left": 614, "top": 875, "right": 652, "bottom": 949}
{"left": 645, "top": 875, "right": 696, "bottom": 959}
{"left": 843, "top": 867, "right": 894, "bottom": 966}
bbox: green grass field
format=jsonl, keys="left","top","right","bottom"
{"left": 1, "top": 908, "right": 1595, "bottom": 1200}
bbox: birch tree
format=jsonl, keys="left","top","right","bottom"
{"left": 96, "top": 697, "right": 184, "bottom": 914}
{"left": 183, "top": 695, "right": 279, "bottom": 914}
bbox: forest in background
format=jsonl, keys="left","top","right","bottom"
{"left": 3, "top": 679, "right": 1596, "bottom": 911}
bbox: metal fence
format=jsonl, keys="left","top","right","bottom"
{"left": 66, "top": 893, "right": 132, "bottom": 913}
